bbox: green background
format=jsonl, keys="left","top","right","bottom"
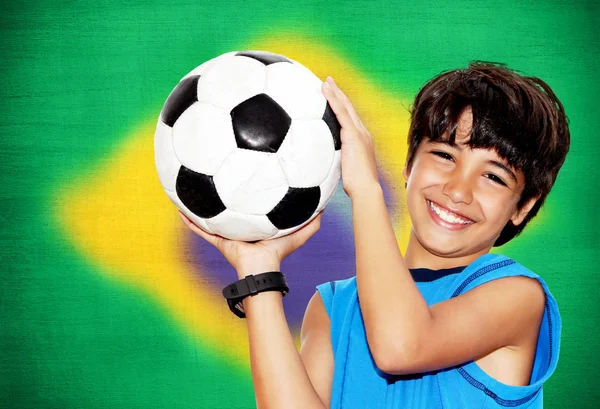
{"left": 1, "top": 0, "right": 599, "bottom": 407}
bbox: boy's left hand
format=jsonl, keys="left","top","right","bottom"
{"left": 322, "top": 77, "right": 381, "bottom": 200}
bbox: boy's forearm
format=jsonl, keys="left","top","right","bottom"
{"left": 241, "top": 284, "right": 326, "bottom": 409}
{"left": 352, "top": 185, "right": 432, "bottom": 366}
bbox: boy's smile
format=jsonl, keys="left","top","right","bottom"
{"left": 402, "top": 107, "right": 538, "bottom": 269}
{"left": 426, "top": 199, "right": 475, "bottom": 229}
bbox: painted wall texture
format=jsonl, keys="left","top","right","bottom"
{"left": 1, "top": 1, "right": 598, "bottom": 407}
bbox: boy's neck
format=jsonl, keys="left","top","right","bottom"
{"left": 403, "top": 230, "right": 492, "bottom": 270}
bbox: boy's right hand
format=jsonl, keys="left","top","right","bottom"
{"left": 321, "top": 77, "right": 382, "bottom": 200}
{"left": 178, "top": 210, "right": 323, "bottom": 279}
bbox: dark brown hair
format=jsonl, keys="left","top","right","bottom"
{"left": 405, "top": 62, "right": 570, "bottom": 246}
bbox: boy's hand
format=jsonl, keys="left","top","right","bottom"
{"left": 322, "top": 77, "right": 381, "bottom": 200}
{"left": 178, "top": 211, "right": 323, "bottom": 278}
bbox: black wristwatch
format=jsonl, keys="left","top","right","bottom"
{"left": 222, "top": 272, "right": 289, "bottom": 318}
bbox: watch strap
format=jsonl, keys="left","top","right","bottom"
{"left": 222, "top": 272, "right": 289, "bottom": 318}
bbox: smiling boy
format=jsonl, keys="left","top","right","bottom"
{"left": 180, "top": 62, "right": 570, "bottom": 408}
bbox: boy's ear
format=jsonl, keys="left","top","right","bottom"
{"left": 402, "top": 165, "right": 410, "bottom": 181}
{"left": 511, "top": 196, "right": 540, "bottom": 226}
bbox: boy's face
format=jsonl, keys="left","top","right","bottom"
{"left": 403, "top": 107, "right": 537, "bottom": 263}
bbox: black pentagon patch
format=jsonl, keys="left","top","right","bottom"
{"left": 267, "top": 187, "right": 321, "bottom": 230}
{"left": 175, "top": 166, "right": 226, "bottom": 219}
{"left": 231, "top": 93, "right": 291, "bottom": 153}
{"left": 235, "top": 50, "right": 292, "bottom": 66}
{"left": 322, "top": 102, "right": 341, "bottom": 150}
{"left": 160, "top": 75, "right": 200, "bottom": 127}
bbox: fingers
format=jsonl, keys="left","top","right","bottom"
{"left": 265, "top": 212, "right": 323, "bottom": 260}
{"left": 178, "top": 211, "right": 223, "bottom": 249}
{"left": 290, "top": 212, "right": 323, "bottom": 247}
{"left": 322, "top": 77, "right": 364, "bottom": 131}
{"left": 322, "top": 79, "right": 355, "bottom": 131}
{"left": 179, "top": 209, "right": 322, "bottom": 264}
{"left": 327, "top": 77, "right": 363, "bottom": 127}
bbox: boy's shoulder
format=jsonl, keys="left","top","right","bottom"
{"left": 317, "top": 275, "right": 356, "bottom": 294}
{"left": 339, "top": 252, "right": 556, "bottom": 319}
{"left": 315, "top": 253, "right": 553, "bottom": 322}
{"left": 315, "top": 276, "right": 358, "bottom": 321}
{"left": 316, "top": 253, "right": 542, "bottom": 297}
{"left": 450, "top": 253, "right": 544, "bottom": 297}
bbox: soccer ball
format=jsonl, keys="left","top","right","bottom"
{"left": 154, "top": 50, "right": 341, "bottom": 241}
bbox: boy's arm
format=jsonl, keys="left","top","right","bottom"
{"left": 352, "top": 187, "right": 546, "bottom": 375}
{"left": 179, "top": 213, "right": 328, "bottom": 409}
{"left": 244, "top": 280, "right": 333, "bottom": 409}
{"left": 300, "top": 292, "right": 334, "bottom": 408}
{"left": 242, "top": 288, "right": 328, "bottom": 409}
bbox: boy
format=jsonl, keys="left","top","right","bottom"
{"left": 179, "top": 62, "right": 570, "bottom": 408}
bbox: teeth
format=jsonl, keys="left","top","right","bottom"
{"left": 428, "top": 201, "right": 473, "bottom": 225}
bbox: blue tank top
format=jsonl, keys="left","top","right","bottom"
{"left": 316, "top": 253, "right": 561, "bottom": 408}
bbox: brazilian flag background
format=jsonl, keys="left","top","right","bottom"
{"left": 1, "top": 1, "right": 598, "bottom": 408}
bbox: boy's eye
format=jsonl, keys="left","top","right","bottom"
{"left": 431, "top": 151, "right": 454, "bottom": 161}
{"left": 484, "top": 173, "right": 508, "bottom": 186}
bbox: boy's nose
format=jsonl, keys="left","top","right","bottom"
{"left": 442, "top": 173, "right": 474, "bottom": 205}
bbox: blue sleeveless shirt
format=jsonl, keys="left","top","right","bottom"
{"left": 316, "top": 254, "right": 561, "bottom": 408}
